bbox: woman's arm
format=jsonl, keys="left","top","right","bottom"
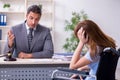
{"left": 69, "top": 27, "right": 90, "bottom": 69}
{"left": 77, "top": 65, "right": 89, "bottom": 71}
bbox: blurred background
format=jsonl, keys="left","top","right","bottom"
{"left": 0, "top": 0, "right": 120, "bottom": 79}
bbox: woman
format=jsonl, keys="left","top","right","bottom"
{"left": 69, "top": 20, "right": 116, "bottom": 80}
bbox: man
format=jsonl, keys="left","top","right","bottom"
{"left": 4, "top": 5, "right": 54, "bottom": 58}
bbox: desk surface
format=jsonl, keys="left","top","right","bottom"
{"left": 0, "top": 57, "right": 70, "bottom": 65}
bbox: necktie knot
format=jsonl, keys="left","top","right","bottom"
{"left": 29, "top": 28, "right": 33, "bottom": 33}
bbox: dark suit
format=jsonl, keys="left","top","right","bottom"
{"left": 4, "top": 22, "right": 54, "bottom": 58}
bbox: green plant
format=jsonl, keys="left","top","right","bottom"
{"left": 38, "top": 4, "right": 42, "bottom": 9}
{"left": 3, "top": 3, "right": 10, "bottom": 8}
{"left": 63, "top": 10, "right": 88, "bottom": 53}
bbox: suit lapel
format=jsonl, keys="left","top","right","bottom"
{"left": 21, "top": 24, "right": 30, "bottom": 51}
{"left": 30, "top": 26, "right": 41, "bottom": 50}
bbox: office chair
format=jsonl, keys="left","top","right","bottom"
{"left": 51, "top": 47, "right": 120, "bottom": 80}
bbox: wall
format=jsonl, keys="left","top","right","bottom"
{"left": 54, "top": 0, "right": 120, "bottom": 53}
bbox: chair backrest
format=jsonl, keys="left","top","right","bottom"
{"left": 96, "top": 50, "right": 119, "bottom": 80}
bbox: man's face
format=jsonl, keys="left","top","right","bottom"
{"left": 26, "top": 11, "right": 41, "bottom": 28}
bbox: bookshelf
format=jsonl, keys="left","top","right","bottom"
{"left": 0, "top": 0, "right": 54, "bottom": 54}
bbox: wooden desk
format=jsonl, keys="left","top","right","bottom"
{"left": 0, "top": 58, "right": 70, "bottom": 80}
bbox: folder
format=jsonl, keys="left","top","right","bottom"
{"left": 0, "top": 14, "right": 1, "bottom": 26}
{"left": 0, "top": 29, "right": 2, "bottom": 40}
{"left": 0, "top": 14, "right": 4, "bottom": 26}
{"left": 3, "top": 15, "right": 7, "bottom": 26}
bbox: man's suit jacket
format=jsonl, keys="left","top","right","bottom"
{"left": 4, "top": 22, "right": 54, "bottom": 58}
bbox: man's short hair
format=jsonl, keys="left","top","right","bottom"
{"left": 27, "top": 5, "right": 42, "bottom": 15}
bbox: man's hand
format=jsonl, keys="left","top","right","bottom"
{"left": 18, "top": 52, "right": 32, "bottom": 59}
{"left": 8, "top": 30, "right": 15, "bottom": 48}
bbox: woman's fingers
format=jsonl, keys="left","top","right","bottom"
{"left": 77, "top": 27, "right": 89, "bottom": 43}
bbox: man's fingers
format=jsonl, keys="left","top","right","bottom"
{"left": 8, "top": 30, "right": 14, "bottom": 39}
{"left": 8, "top": 30, "right": 12, "bottom": 35}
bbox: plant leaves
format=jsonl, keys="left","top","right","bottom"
{"left": 63, "top": 10, "right": 88, "bottom": 53}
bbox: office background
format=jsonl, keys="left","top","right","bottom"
{"left": 0, "top": 0, "right": 120, "bottom": 53}
{"left": 0, "top": 0, "right": 120, "bottom": 79}
{"left": 54, "top": 0, "right": 120, "bottom": 53}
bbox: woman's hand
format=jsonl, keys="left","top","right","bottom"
{"left": 77, "top": 27, "right": 88, "bottom": 44}
{"left": 71, "top": 74, "right": 83, "bottom": 80}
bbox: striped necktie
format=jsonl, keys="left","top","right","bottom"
{"left": 28, "top": 28, "right": 33, "bottom": 50}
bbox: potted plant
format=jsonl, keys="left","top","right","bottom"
{"left": 63, "top": 10, "right": 88, "bottom": 53}
{"left": 3, "top": 3, "right": 11, "bottom": 11}
{"left": 3, "top": 3, "right": 10, "bottom": 8}
{"left": 38, "top": 4, "right": 42, "bottom": 9}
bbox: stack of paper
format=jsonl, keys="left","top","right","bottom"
{"left": 52, "top": 53, "right": 73, "bottom": 61}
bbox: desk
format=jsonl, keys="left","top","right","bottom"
{"left": 0, "top": 58, "right": 70, "bottom": 80}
